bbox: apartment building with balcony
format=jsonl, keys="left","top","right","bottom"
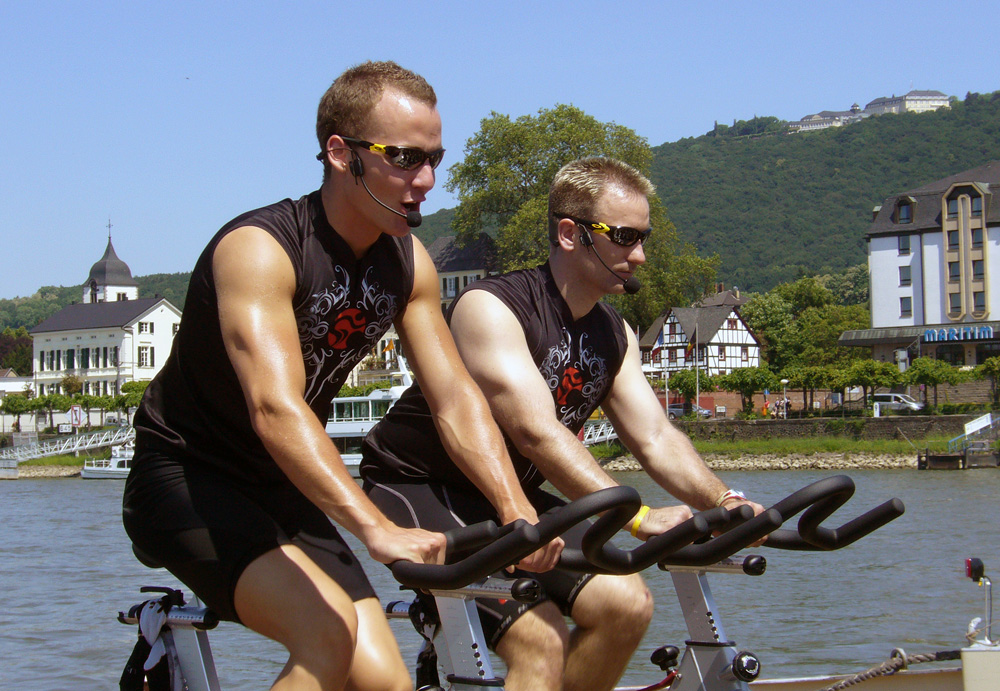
{"left": 425, "top": 233, "right": 497, "bottom": 313}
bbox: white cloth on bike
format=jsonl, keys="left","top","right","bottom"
{"left": 138, "top": 600, "right": 186, "bottom": 691}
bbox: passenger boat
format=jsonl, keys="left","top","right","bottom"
{"left": 81, "top": 443, "right": 133, "bottom": 479}
{"left": 326, "top": 357, "right": 411, "bottom": 478}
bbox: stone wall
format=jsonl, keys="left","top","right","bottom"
{"left": 671, "top": 414, "right": 976, "bottom": 443}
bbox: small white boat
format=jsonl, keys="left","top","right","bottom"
{"left": 81, "top": 443, "right": 133, "bottom": 479}
{"left": 327, "top": 357, "right": 411, "bottom": 478}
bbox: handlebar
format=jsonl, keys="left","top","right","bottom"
{"left": 392, "top": 475, "right": 905, "bottom": 587}
{"left": 389, "top": 486, "right": 642, "bottom": 590}
{"left": 761, "top": 475, "right": 905, "bottom": 551}
{"left": 559, "top": 475, "right": 905, "bottom": 574}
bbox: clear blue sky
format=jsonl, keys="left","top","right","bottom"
{"left": 2, "top": 0, "right": 998, "bottom": 300}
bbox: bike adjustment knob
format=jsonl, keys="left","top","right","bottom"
{"left": 650, "top": 645, "right": 680, "bottom": 671}
{"left": 511, "top": 578, "right": 542, "bottom": 604}
{"left": 732, "top": 651, "right": 761, "bottom": 681}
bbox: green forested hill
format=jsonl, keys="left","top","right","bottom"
{"left": 650, "top": 92, "right": 1000, "bottom": 292}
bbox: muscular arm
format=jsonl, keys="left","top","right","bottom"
{"left": 395, "top": 239, "right": 561, "bottom": 569}
{"left": 602, "top": 326, "right": 764, "bottom": 537}
{"left": 448, "top": 290, "right": 619, "bottom": 501}
{"left": 213, "top": 226, "right": 442, "bottom": 565}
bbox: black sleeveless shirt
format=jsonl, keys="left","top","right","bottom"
{"left": 361, "top": 263, "right": 628, "bottom": 492}
{"left": 134, "top": 191, "right": 415, "bottom": 484}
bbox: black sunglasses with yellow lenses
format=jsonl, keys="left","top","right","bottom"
{"left": 337, "top": 135, "right": 445, "bottom": 171}
{"left": 563, "top": 215, "right": 652, "bottom": 247}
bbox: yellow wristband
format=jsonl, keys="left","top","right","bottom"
{"left": 630, "top": 505, "right": 651, "bottom": 538}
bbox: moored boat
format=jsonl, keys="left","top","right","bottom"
{"left": 81, "top": 442, "right": 133, "bottom": 479}
{"left": 326, "top": 357, "right": 411, "bottom": 478}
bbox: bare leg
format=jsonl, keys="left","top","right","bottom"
{"left": 563, "top": 573, "right": 653, "bottom": 691}
{"left": 234, "top": 544, "right": 359, "bottom": 691}
{"left": 343, "top": 597, "right": 412, "bottom": 691}
{"left": 494, "top": 601, "right": 569, "bottom": 691}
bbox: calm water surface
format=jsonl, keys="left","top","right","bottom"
{"left": 1, "top": 468, "right": 997, "bottom": 689}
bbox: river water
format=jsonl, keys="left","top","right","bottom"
{"left": 1, "top": 468, "right": 997, "bottom": 689}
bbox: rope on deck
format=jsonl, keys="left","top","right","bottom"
{"left": 813, "top": 648, "right": 961, "bottom": 690}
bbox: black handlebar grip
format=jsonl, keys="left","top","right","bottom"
{"left": 658, "top": 508, "right": 783, "bottom": 567}
{"left": 762, "top": 475, "right": 905, "bottom": 551}
{"left": 443, "top": 520, "right": 501, "bottom": 557}
{"left": 390, "top": 486, "right": 641, "bottom": 590}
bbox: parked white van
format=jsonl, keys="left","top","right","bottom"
{"left": 870, "top": 393, "right": 924, "bottom": 412}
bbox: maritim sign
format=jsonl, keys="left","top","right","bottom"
{"left": 922, "top": 325, "right": 994, "bottom": 343}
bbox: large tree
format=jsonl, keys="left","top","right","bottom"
{"left": 445, "top": 103, "right": 718, "bottom": 331}
{"left": 0, "top": 326, "right": 32, "bottom": 375}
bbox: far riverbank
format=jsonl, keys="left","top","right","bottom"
{"left": 603, "top": 451, "right": 916, "bottom": 472}
{"left": 19, "top": 451, "right": 918, "bottom": 480}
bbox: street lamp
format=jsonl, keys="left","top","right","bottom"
{"left": 780, "top": 379, "right": 789, "bottom": 419}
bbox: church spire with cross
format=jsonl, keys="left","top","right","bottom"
{"left": 83, "top": 219, "right": 139, "bottom": 304}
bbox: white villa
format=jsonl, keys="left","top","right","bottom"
{"left": 29, "top": 237, "right": 181, "bottom": 397}
{"left": 789, "top": 90, "right": 949, "bottom": 133}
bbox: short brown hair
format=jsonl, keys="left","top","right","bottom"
{"left": 547, "top": 157, "right": 655, "bottom": 244}
{"left": 316, "top": 61, "right": 437, "bottom": 175}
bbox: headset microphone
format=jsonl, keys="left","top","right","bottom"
{"left": 348, "top": 153, "right": 423, "bottom": 228}
{"left": 580, "top": 229, "right": 642, "bottom": 294}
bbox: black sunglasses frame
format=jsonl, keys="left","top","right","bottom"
{"left": 561, "top": 215, "right": 652, "bottom": 247}
{"left": 338, "top": 136, "right": 445, "bottom": 171}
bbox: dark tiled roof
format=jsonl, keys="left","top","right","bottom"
{"left": 30, "top": 297, "right": 167, "bottom": 334}
{"left": 695, "top": 289, "right": 748, "bottom": 307}
{"left": 639, "top": 313, "right": 666, "bottom": 348}
{"left": 667, "top": 306, "right": 734, "bottom": 344}
{"left": 86, "top": 238, "right": 138, "bottom": 287}
{"left": 426, "top": 234, "right": 497, "bottom": 273}
{"left": 867, "top": 160, "right": 1000, "bottom": 237}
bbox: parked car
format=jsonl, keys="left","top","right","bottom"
{"left": 869, "top": 392, "right": 924, "bottom": 412}
{"left": 667, "top": 403, "right": 712, "bottom": 420}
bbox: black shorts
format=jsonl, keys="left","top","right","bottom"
{"left": 363, "top": 474, "right": 593, "bottom": 649}
{"left": 123, "top": 449, "right": 376, "bottom": 623}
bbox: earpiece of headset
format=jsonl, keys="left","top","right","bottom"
{"left": 579, "top": 227, "right": 594, "bottom": 247}
{"left": 348, "top": 153, "right": 364, "bottom": 179}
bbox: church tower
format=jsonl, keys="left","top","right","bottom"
{"left": 82, "top": 229, "right": 139, "bottom": 304}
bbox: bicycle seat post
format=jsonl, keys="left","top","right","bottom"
{"left": 666, "top": 567, "right": 760, "bottom": 690}
{"left": 431, "top": 586, "right": 506, "bottom": 690}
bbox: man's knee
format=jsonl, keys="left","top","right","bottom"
{"left": 497, "top": 603, "right": 570, "bottom": 673}
{"left": 575, "top": 574, "right": 653, "bottom": 636}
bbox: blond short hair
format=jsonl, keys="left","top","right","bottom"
{"left": 547, "top": 157, "right": 655, "bottom": 244}
{"left": 316, "top": 61, "right": 436, "bottom": 176}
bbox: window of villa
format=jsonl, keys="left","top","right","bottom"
{"left": 973, "top": 259, "right": 984, "bottom": 280}
{"left": 718, "top": 345, "right": 726, "bottom": 361}
{"left": 949, "top": 292, "right": 962, "bottom": 313}
{"left": 898, "top": 265, "right": 911, "bottom": 286}
{"left": 900, "top": 296, "right": 912, "bottom": 317}
{"left": 897, "top": 235, "right": 910, "bottom": 255}
{"left": 948, "top": 230, "right": 960, "bottom": 250}
{"left": 974, "top": 291, "right": 986, "bottom": 312}
{"left": 898, "top": 202, "right": 912, "bottom": 224}
{"left": 138, "top": 346, "right": 155, "bottom": 368}
{"left": 947, "top": 198, "right": 958, "bottom": 218}
{"left": 742, "top": 346, "right": 749, "bottom": 362}
{"left": 668, "top": 349, "right": 676, "bottom": 363}
{"left": 727, "top": 318, "right": 737, "bottom": 330}
{"left": 668, "top": 322, "right": 677, "bottom": 335}
{"left": 972, "top": 196, "right": 983, "bottom": 217}
{"left": 972, "top": 227, "right": 983, "bottom": 248}
{"left": 949, "top": 261, "right": 961, "bottom": 281}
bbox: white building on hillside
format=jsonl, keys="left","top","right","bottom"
{"left": 29, "top": 237, "right": 181, "bottom": 396}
